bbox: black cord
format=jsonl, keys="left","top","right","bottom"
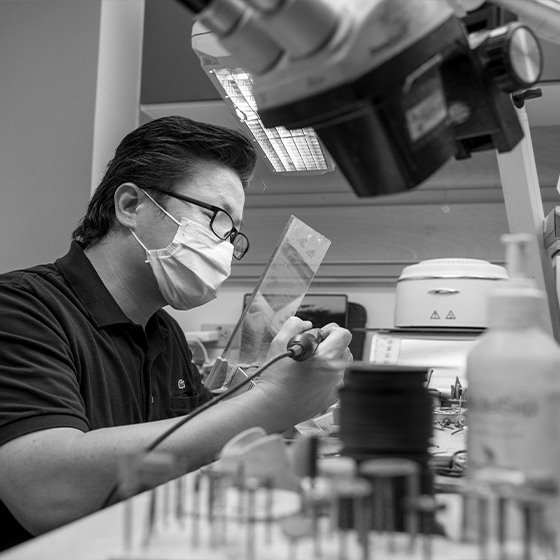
{"left": 100, "top": 350, "right": 293, "bottom": 509}
{"left": 173, "top": 0, "right": 211, "bottom": 15}
{"left": 434, "top": 449, "right": 467, "bottom": 478}
{"left": 146, "top": 351, "right": 292, "bottom": 451}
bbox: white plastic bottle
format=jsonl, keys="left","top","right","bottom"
{"left": 466, "top": 233, "right": 560, "bottom": 482}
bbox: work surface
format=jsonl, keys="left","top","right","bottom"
{"left": 0, "top": 477, "right": 464, "bottom": 560}
{"left": 1, "top": 421, "right": 550, "bottom": 560}
{"left": 0, "top": 466, "right": 549, "bottom": 560}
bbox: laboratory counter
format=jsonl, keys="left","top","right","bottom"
{"left": 0, "top": 469, "right": 472, "bottom": 560}
{"left": 0, "top": 441, "right": 552, "bottom": 560}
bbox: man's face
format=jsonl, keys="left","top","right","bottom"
{"left": 141, "top": 160, "right": 246, "bottom": 251}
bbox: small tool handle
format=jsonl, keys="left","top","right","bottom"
{"left": 287, "top": 328, "right": 323, "bottom": 361}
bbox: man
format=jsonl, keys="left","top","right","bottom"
{"left": 0, "top": 116, "right": 352, "bottom": 551}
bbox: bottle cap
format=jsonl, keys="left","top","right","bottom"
{"left": 488, "top": 234, "right": 546, "bottom": 329}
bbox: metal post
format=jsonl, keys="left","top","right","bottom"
{"left": 496, "top": 105, "right": 560, "bottom": 341}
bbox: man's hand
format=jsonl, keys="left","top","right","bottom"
{"left": 253, "top": 317, "right": 353, "bottom": 429}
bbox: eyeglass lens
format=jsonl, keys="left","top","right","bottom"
{"left": 231, "top": 234, "right": 248, "bottom": 260}
{"left": 211, "top": 210, "right": 235, "bottom": 239}
{"left": 211, "top": 210, "right": 248, "bottom": 260}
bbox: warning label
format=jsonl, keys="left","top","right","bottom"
{"left": 446, "top": 311, "right": 456, "bottom": 319}
{"left": 430, "top": 311, "right": 440, "bottom": 320}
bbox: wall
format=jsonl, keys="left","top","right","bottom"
{"left": 0, "top": 1, "right": 102, "bottom": 272}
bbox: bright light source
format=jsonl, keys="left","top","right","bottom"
{"left": 212, "top": 68, "right": 333, "bottom": 173}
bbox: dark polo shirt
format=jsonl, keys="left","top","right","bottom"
{"left": 0, "top": 241, "right": 212, "bottom": 550}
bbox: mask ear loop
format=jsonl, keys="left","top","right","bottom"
{"left": 141, "top": 188, "right": 182, "bottom": 227}
{"left": 130, "top": 230, "right": 151, "bottom": 264}
{"left": 131, "top": 189, "right": 183, "bottom": 264}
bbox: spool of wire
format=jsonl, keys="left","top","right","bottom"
{"left": 339, "top": 364, "right": 434, "bottom": 530}
{"left": 339, "top": 364, "right": 432, "bottom": 459}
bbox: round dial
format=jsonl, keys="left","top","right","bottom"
{"left": 485, "top": 23, "right": 543, "bottom": 92}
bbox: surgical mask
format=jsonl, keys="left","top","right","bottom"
{"left": 131, "top": 192, "right": 233, "bottom": 310}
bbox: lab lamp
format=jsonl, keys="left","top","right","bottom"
{"left": 192, "top": 24, "right": 335, "bottom": 175}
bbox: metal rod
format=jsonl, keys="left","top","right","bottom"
{"left": 192, "top": 473, "right": 201, "bottom": 549}
{"left": 478, "top": 496, "right": 489, "bottom": 560}
{"left": 498, "top": 496, "right": 508, "bottom": 560}
{"left": 142, "top": 488, "right": 157, "bottom": 549}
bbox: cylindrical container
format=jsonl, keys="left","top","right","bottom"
{"left": 467, "top": 236, "right": 560, "bottom": 479}
{"left": 467, "top": 309, "right": 560, "bottom": 476}
{"left": 339, "top": 364, "right": 434, "bottom": 529}
{"left": 339, "top": 365, "right": 432, "bottom": 457}
{"left": 394, "top": 258, "right": 509, "bottom": 328}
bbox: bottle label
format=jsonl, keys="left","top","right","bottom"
{"left": 469, "top": 395, "right": 539, "bottom": 419}
{"left": 468, "top": 390, "right": 560, "bottom": 474}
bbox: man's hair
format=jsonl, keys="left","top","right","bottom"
{"left": 72, "top": 116, "right": 257, "bottom": 246}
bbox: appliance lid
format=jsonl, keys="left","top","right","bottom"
{"left": 397, "top": 258, "right": 509, "bottom": 282}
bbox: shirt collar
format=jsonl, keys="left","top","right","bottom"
{"left": 55, "top": 241, "right": 168, "bottom": 337}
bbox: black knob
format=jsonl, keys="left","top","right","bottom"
{"left": 287, "top": 328, "right": 323, "bottom": 361}
{"left": 512, "top": 87, "right": 542, "bottom": 109}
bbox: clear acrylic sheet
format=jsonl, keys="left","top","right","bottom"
{"left": 205, "top": 215, "right": 331, "bottom": 393}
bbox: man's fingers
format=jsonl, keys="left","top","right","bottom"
{"left": 270, "top": 316, "right": 313, "bottom": 347}
{"left": 319, "top": 322, "right": 340, "bottom": 336}
{"left": 319, "top": 326, "right": 352, "bottom": 348}
{"left": 342, "top": 348, "right": 353, "bottom": 364}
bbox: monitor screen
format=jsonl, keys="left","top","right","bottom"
{"left": 244, "top": 293, "right": 348, "bottom": 329}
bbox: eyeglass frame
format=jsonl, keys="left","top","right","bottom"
{"left": 144, "top": 186, "right": 249, "bottom": 260}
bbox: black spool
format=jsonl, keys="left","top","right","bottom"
{"left": 339, "top": 364, "right": 435, "bottom": 530}
{"left": 339, "top": 365, "right": 432, "bottom": 456}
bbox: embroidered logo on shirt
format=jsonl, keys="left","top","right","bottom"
{"left": 178, "top": 378, "right": 186, "bottom": 390}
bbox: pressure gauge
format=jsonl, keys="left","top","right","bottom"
{"left": 484, "top": 23, "right": 543, "bottom": 92}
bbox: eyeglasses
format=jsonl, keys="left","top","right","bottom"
{"left": 146, "top": 187, "right": 249, "bottom": 260}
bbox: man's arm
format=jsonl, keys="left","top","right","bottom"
{"left": 0, "top": 317, "right": 351, "bottom": 536}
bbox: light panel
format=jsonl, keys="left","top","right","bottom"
{"left": 212, "top": 68, "right": 333, "bottom": 173}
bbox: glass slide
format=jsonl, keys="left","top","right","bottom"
{"left": 205, "top": 215, "right": 331, "bottom": 394}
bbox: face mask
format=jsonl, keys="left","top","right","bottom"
{"left": 131, "top": 192, "right": 234, "bottom": 310}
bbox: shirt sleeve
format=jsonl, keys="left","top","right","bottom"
{"left": 0, "top": 278, "right": 89, "bottom": 447}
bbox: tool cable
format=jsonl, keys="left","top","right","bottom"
{"left": 100, "top": 328, "right": 323, "bottom": 509}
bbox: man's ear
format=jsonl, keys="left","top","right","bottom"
{"left": 114, "top": 183, "right": 144, "bottom": 228}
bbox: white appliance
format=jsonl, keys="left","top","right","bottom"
{"left": 394, "top": 258, "right": 509, "bottom": 329}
